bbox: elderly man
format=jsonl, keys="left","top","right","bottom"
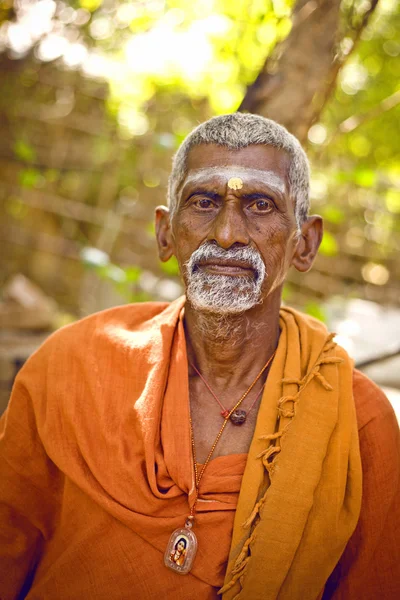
{"left": 1, "top": 113, "right": 399, "bottom": 600}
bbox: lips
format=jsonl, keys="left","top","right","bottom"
{"left": 195, "top": 259, "right": 255, "bottom": 276}
{"left": 186, "top": 241, "right": 266, "bottom": 285}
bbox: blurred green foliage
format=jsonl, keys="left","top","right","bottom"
{"left": 160, "top": 256, "right": 180, "bottom": 276}
{"left": 1, "top": 0, "right": 399, "bottom": 313}
{"left": 304, "top": 301, "right": 327, "bottom": 324}
{"left": 309, "top": 0, "right": 400, "bottom": 267}
{"left": 13, "top": 139, "right": 36, "bottom": 163}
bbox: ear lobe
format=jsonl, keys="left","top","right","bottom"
{"left": 291, "top": 216, "right": 323, "bottom": 273}
{"left": 155, "top": 206, "right": 174, "bottom": 262}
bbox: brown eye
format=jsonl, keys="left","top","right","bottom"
{"left": 194, "top": 198, "right": 214, "bottom": 209}
{"left": 249, "top": 199, "right": 273, "bottom": 212}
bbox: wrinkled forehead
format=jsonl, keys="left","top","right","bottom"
{"left": 183, "top": 166, "right": 287, "bottom": 194}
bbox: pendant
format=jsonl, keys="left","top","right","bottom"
{"left": 230, "top": 409, "right": 247, "bottom": 425}
{"left": 164, "top": 520, "right": 198, "bottom": 575}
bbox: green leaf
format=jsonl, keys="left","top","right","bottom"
{"left": 146, "top": 222, "right": 156, "bottom": 235}
{"left": 349, "top": 136, "right": 371, "bottom": 158}
{"left": 18, "top": 168, "right": 41, "bottom": 188}
{"left": 304, "top": 302, "right": 327, "bottom": 323}
{"left": 321, "top": 206, "right": 345, "bottom": 224}
{"left": 282, "top": 283, "right": 292, "bottom": 302}
{"left": 14, "top": 140, "right": 36, "bottom": 163}
{"left": 123, "top": 266, "right": 142, "bottom": 282}
{"left": 385, "top": 189, "right": 400, "bottom": 213}
{"left": 319, "top": 231, "right": 338, "bottom": 256}
{"left": 160, "top": 256, "right": 180, "bottom": 276}
{"left": 79, "top": 0, "right": 102, "bottom": 12}
{"left": 353, "top": 168, "right": 376, "bottom": 188}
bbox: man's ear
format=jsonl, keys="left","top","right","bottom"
{"left": 155, "top": 206, "right": 174, "bottom": 262}
{"left": 291, "top": 216, "right": 323, "bottom": 273}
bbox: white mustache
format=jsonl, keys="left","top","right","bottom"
{"left": 186, "top": 242, "right": 266, "bottom": 282}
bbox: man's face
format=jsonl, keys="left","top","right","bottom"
{"left": 169, "top": 143, "right": 299, "bottom": 314}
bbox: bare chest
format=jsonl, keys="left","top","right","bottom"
{"left": 189, "top": 385, "right": 260, "bottom": 464}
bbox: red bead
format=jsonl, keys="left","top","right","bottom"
{"left": 221, "top": 409, "right": 230, "bottom": 418}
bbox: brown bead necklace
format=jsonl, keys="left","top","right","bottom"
{"left": 164, "top": 350, "right": 276, "bottom": 575}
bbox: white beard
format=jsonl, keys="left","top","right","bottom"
{"left": 185, "top": 242, "right": 266, "bottom": 315}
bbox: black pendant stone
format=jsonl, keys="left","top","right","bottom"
{"left": 230, "top": 409, "right": 247, "bottom": 425}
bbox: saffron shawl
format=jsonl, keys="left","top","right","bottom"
{"left": 1, "top": 298, "right": 242, "bottom": 598}
{"left": 0, "top": 299, "right": 363, "bottom": 599}
{"left": 220, "top": 307, "right": 362, "bottom": 600}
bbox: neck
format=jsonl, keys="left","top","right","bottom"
{"left": 184, "top": 288, "right": 282, "bottom": 389}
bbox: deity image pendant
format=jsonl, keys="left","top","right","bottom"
{"left": 164, "top": 523, "right": 198, "bottom": 575}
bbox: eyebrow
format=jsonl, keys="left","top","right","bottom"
{"left": 185, "top": 190, "right": 277, "bottom": 204}
{"left": 185, "top": 190, "right": 221, "bottom": 202}
{"left": 241, "top": 192, "right": 275, "bottom": 201}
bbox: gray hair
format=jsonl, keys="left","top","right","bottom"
{"left": 167, "top": 112, "right": 310, "bottom": 228}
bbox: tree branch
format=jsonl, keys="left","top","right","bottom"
{"left": 313, "top": 0, "right": 381, "bottom": 128}
{"left": 338, "top": 89, "right": 400, "bottom": 133}
{"left": 239, "top": 0, "right": 381, "bottom": 143}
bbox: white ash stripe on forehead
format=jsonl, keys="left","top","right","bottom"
{"left": 167, "top": 113, "right": 310, "bottom": 229}
{"left": 183, "top": 167, "right": 287, "bottom": 194}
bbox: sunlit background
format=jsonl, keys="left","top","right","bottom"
{"left": 0, "top": 0, "right": 399, "bottom": 413}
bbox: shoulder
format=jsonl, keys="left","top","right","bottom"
{"left": 353, "top": 369, "right": 399, "bottom": 487}
{"left": 26, "top": 300, "right": 173, "bottom": 359}
{"left": 14, "top": 299, "right": 185, "bottom": 390}
{"left": 352, "top": 369, "right": 397, "bottom": 431}
{"left": 324, "top": 372, "right": 400, "bottom": 598}
{"left": 9, "top": 298, "right": 185, "bottom": 429}
{"left": 51, "top": 300, "right": 171, "bottom": 341}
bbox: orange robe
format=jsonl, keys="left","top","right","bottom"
{"left": 0, "top": 299, "right": 399, "bottom": 599}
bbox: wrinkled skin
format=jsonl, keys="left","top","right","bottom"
{"left": 155, "top": 143, "right": 323, "bottom": 462}
{"left": 157, "top": 144, "right": 322, "bottom": 306}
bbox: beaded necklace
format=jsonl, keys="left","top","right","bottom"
{"left": 164, "top": 350, "right": 276, "bottom": 574}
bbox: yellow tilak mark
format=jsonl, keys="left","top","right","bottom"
{"left": 227, "top": 177, "right": 243, "bottom": 190}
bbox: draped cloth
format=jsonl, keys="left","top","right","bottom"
{"left": 220, "top": 307, "right": 363, "bottom": 600}
{"left": 0, "top": 297, "right": 377, "bottom": 600}
{"left": 0, "top": 298, "right": 244, "bottom": 599}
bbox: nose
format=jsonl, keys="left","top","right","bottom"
{"left": 208, "top": 201, "right": 250, "bottom": 249}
